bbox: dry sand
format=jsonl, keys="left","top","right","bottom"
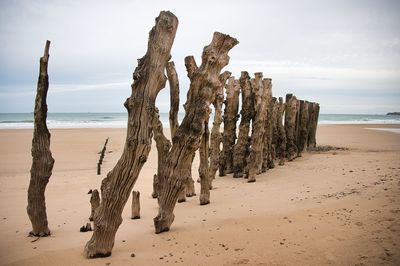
{"left": 0, "top": 124, "right": 399, "bottom": 265}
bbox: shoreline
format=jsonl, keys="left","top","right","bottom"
{"left": 0, "top": 124, "right": 399, "bottom": 265}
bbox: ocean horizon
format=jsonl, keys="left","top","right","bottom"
{"left": 0, "top": 112, "right": 399, "bottom": 129}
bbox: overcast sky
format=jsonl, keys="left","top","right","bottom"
{"left": 0, "top": 0, "right": 399, "bottom": 114}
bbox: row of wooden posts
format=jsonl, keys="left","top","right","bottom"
{"left": 120, "top": 71, "right": 320, "bottom": 220}
{"left": 27, "top": 11, "right": 319, "bottom": 258}
{"left": 150, "top": 69, "right": 321, "bottom": 204}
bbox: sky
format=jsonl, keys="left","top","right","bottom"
{"left": 0, "top": 0, "right": 399, "bottom": 114}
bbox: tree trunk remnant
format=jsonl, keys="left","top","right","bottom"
{"left": 199, "top": 120, "right": 210, "bottom": 205}
{"left": 27, "top": 40, "right": 55, "bottom": 237}
{"left": 285, "top": 94, "right": 299, "bottom": 161}
{"left": 131, "top": 191, "right": 140, "bottom": 219}
{"left": 247, "top": 74, "right": 270, "bottom": 182}
{"left": 296, "top": 100, "right": 310, "bottom": 156}
{"left": 261, "top": 81, "right": 274, "bottom": 172}
{"left": 219, "top": 77, "right": 240, "bottom": 176}
{"left": 209, "top": 72, "right": 231, "bottom": 182}
{"left": 233, "top": 71, "right": 254, "bottom": 178}
{"left": 307, "top": 103, "right": 320, "bottom": 149}
{"left": 84, "top": 11, "right": 178, "bottom": 258}
{"left": 306, "top": 102, "right": 315, "bottom": 150}
{"left": 269, "top": 97, "right": 279, "bottom": 168}
{"left": 89, "top": 189, "right": 100, "bottom": 221}
{"left": 275, "top": 97, "right": 286, "bottom": 165}
{"left": 154, "top": 32, "right": 238, "bottom": 233}
{"left": 166, "top": 61, "right": 180, "bottom": 139}
{"left": 184, "top": 153, "right": 196, "bottom": 197}
{"left": 151, "top": 108, "right": 172, "bottom": 199}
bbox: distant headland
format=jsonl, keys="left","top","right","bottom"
{"left": 386, "top": 112, "right": 400, "bottom": 115}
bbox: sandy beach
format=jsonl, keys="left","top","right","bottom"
{"left": 0, "top": 124, "right": 399, "bottom": 265}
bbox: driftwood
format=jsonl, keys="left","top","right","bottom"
{"left": 27, "top": 40, "right": 55, "bottom": 237}
{"left": 154, "top": 32, "right": 238, "bottom": 233}
{"left": 84, "top": 11, "right": 178, "bottom": 258}
{"left": 89, "top": 189, "right": 100, "bottom": 221}
{"left": 233, "top": 71, "right": 254, "bottom": 178}
{"left": 219, "top": 77, "right": 240, "bottom": 176}
{"left": 131, "top": 191, "right": 140, "bottom": 219}
{"left": 285, "top": 94, "right": 298, "bottom": 161}
{"left": 247, "top": 74, "right": 270, "bottom": 182}
{"left": 209, "top": 72, "right": 231, "bottom": 183}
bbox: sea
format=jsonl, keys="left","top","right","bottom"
{"left": 0, "top": 113, "right": 400, "bottom": 129}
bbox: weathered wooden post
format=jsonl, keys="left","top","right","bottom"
{"left": 269, "top": 97, "right": 279, "bottom": 169}
{"left": 247, "top": 74, "right": 271, "bottom": 182}
{"left": 296, "top": 100, "right": 310, "bottom": 156}
{"left": 167, "top": 61, "right": 180, "bottom": 138}
{"left": 27, "top": 40, "right": 55, "bottom": 237}
{"left": 89, "top": 189, "right": 100, "bottom": 221}
{"left": 131, "top": 191, "right": 140, "bottom": 219}
{"left": 262, "top": 90, "right": 275, "bottom": 171}
{"left": 307, "top": 102, "right": 320, "bottom": 149}
{"left": 84, "top": 11, "right": 178, "bottom": 258}
{"left": 285, "top": 94, "right": 298, "bottom": 161}
{"left": 199, "top": 120, "right": 210, "bottom": 205}
{"left": 154, "top": 32, "right": 238, "bottom": 233}
{"left": 209, "top": 72, "right": 231, "bottom": 183}
{"left": 233, "top": 71, "right": 254, "bottom": 178}
{"left": 275, "top": 97, "right": 286, "bottom": 165}
{"left": 151, "top": 108, "right": 171, "bottom": 199}
{"left": 219, "top": 77, "right": 240, "bottom": 176}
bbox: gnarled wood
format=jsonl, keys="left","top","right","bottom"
{"left": 285, "top": 94, "right": 298, "bottom": 161}
{"left": 154, "top": 32, "right": 238, "bottom": 233}
{"left": 84, "top": 11, "right": 178, "bottom": 258}
{"left": 89, "top": 189, "right": 100, "bottom": 221}
{"left": 247, "top": 74, "right": 270, "bottom": 182}
{"left": 131, "top": 191, "right": 140, "bottom": 219}
{"left": 219, "top": 77, "right": 240, "bottom": 176}
{"left": 199, "top": 120, "right": 210, "bottom": 205}
{"left": 307, "top": 103, "right": 320, "bottom": 149}
{"left": 232, "top": 71, "right": 254, "bottom": 178}
{"left": 27, "top": 40, "right": 55, "bottom": 237}
{"left": 296, "top": 100, "right": 310, "bottom": 156}
{"left": 209, "top": 71, "right": 231, "bottom": 183}
{"left": 262, "top": 93, "right": 275, "bottom": 172}
{"left": 166, "top": 61, "right": 180, "bottom": 138}
{"left": 151, "top": 108, "right": 172, "bottom": 199}
{"left": 274, "top": 97, "right": 286, "bottom": 166}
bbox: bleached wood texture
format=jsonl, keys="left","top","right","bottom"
{"left": 27, "top": 40, "right": 55, "bottom": 237}
{"left": 84, "top": 11, "right": 178, "bottom": 258}
{"left": 219, "top": 77, "right": 240, "bottom": 176}
{"left": 154, "top": 32, "right": 238, "bottom": 233}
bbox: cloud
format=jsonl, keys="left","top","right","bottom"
{"left": 0, "top": 0, "right": 400, "bottom": 114}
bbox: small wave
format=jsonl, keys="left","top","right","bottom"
{"left": 319, "top": 119, "right": 400, "bottom": 125}
{"left": 100, "top": 116, "right": 114, "bottom": 119}
{"left": 0, "top": 120, "right": 33, "bottom": 124}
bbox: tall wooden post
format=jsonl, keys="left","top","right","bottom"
{"left": 27, "top": 40, "right": 55, "bottom": 237}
